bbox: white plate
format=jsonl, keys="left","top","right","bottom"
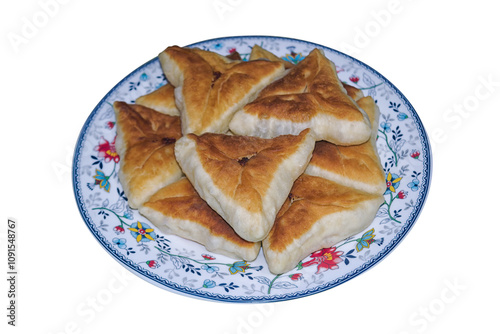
{"left": 73, "top": 35, "right": 432, "bottom": 303}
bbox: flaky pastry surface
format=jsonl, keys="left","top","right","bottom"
{"left": 159, "top": 46, "right": 285, "bottom": 135}
{"left": 140, "top": 178, "right": 261, "bottom": 261}
{"left": 230, "top": 48, "right": 371, "bottom": 145}
{"left": 174, "top": 129, "right": 315, "bottom": 242}
{"left": 263, "top": 174, "right": 384, "bottom": 274}
{"left": 305, "top": 96, "right": 386, "bottom": 194}
{"left": 114, "top": 101, "right": 183, "bottom": 208}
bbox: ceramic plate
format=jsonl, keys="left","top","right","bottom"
{"left": 73, "top": 36, "right": 432, "bottom": 303}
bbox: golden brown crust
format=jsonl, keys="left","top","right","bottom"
{"left": 249, "top": 45, "right": 364, "bottom": 110}
{"left": 188, "top": 129, "right": 312, "bottom": 214}
{"left": 241, "top": 49, "right": 367, "bottom": 123}
{"left": 266, "top": 174, "right": 382, "bottom": 252}
{"left": 162, "top": 45, "right": 214, "bottom": 106}
{"left": 114, "top": 101, "right": 181, "bottom": 148}
{"left": 249, "top": 44, "right": 295, "bottom": 69}
{"left": 201, "top": 60, "right": 285, "bottom": 126}
{"left": 342, "top": 83, "right": 364, "bottom": 101}
{"left": 307, "top": 96, "right": 385, "bottom": 192}
{"left": 144, "top": 178, "right": 257, "bottom": 248}
{"left": 135, "top": 84, "right": 178, "bottom": 115}
{"left": 190, "top": 47, "right": 238, "bottom": 72}
{"left": 242, "top": 93, "right": 320, "bottom": 123}
{"left": 113, "top": 101, "right": 183, "bottom": 208}
{"left": 160, "top": 46, "right": 285, "bottom": 134}
{"left": 308, "top": 140, "right": 384, "bottom": 187}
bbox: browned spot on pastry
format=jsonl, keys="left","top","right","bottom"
{"left": 237, "top": 157, "right": 250, "bottom": 166}
{"left": 112, "top": 101, "right": 183, "bottom": 208}
{"left": 226, "top": 51, "right": 242, "bottom": 60}
{"left": 162, "top": 137, "right": 176, "bottom": 145}
{"left": 211, "top": 71, "right": 222, "bottom": 88}
{"left": 244, "top": 49, "right": 366, "bottom": 122}
{"left": 237, "top": 153, "right": 257, "bottom": 166}
{"left": 288, "top": 192, "right": 303, "bottom": 204}
{"left": 159, "top": 45, "right": 285, "bottom": 135}
{"left": 189, "top": 129, "right": 312, "bottom": 213}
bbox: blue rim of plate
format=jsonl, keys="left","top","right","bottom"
{"left": 72, "top": 35, "right": 432, "bottom": 303}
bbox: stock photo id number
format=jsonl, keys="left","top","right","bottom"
{"left": 6, "top": 218, "right": 17, "bottom": 326}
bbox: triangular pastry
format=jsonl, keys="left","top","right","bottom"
{"left": 135, "top": 49, "right": 253, "bottom": 116}
{"left": 262, "top": 174, "right": 384, "bottom": 274}
{"left": 249, "top": 44, "right": 295, "bottom": 69}
{"left": 135, "top": 83, "right": 179, "bottom": 116}
{"left": 229, "top": 48, "right": 371, "bottom": 145}
{"left": 139, "top": 177, "right": 261, "bottom": 261}
{"left": 174, "top": 129, "right": 316, "bottom": 242}
{"left": 305, "top": 96, "right": 386, "bottom": 195}
{"left": 113, "top": 101, "right": 183, "bottom": 209}
{"left": 159, "top": 45, "right": 286, "bottom": 135}
{"left": 342, "top": 83, "right": 364, "bottom": 102}
{"left": 249, "top": 44, "right": 365, "bottom": 102}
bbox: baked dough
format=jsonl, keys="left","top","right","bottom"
{"left": 262, "top": 174, "right": 384, "bottom": 274}
{"left": 305, "top": 96, "right": 386, "bottom": 194}
{"left": 174, "top": 129, "right": 316, "bottom": 242}
{"left": 342, "top": 83, "right": 364, "bottom": 101}
{"left": 229, "top": 48, "right": 371, "bottom": 145}
{"left": 246, "top": 47, "right": 384, "bottom": 193}
{"left": 140, "top": 177, "right": 261, "bottom": 261}
{"left": 113, "top": 101, "right": 183, "bottom": 209}
{"left": 135, "top": 83, "right": 179, "bottom": 116}
{"left": 159, "top": 45, "right": 286, "bottom": 135}
{"left": 249, "top": 44, "right": 295, "bottom": 69}
{"left": 135, "top": 47, "right": 270, "bottom": 117}
{"left": 249, "top": 44, "right": 365, "bottom": 102}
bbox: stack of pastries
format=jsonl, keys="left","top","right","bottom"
{"left": 113, "top": 44, "right": 386, "bottom": 275}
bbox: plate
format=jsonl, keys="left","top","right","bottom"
{"left": 73, "top": 35, "right": 432, "bottom": 303}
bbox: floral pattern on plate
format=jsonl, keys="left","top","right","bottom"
{"left": 73, "top": 36, "right": 432, "bottom": 302}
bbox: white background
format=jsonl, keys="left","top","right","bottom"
{"left": 1, "top": 0, "right": 499, "bottom": 333}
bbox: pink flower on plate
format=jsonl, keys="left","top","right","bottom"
{"left": 94, "top": 136, "right": 120, "bottom": 163}
{"left": 301, "top": 247, "right": 344, "bottom": 274}
{"left": 113, "top": 225, "right": 125, "bottom": 234}
{"left": 146, "top": 260, "right": 159, "bottom": 269}
{"left": 289, "top": 273, "right": 303, "bottom": 281}
{"left": 349, "top": 75, "right": 360, "bottom": 84}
